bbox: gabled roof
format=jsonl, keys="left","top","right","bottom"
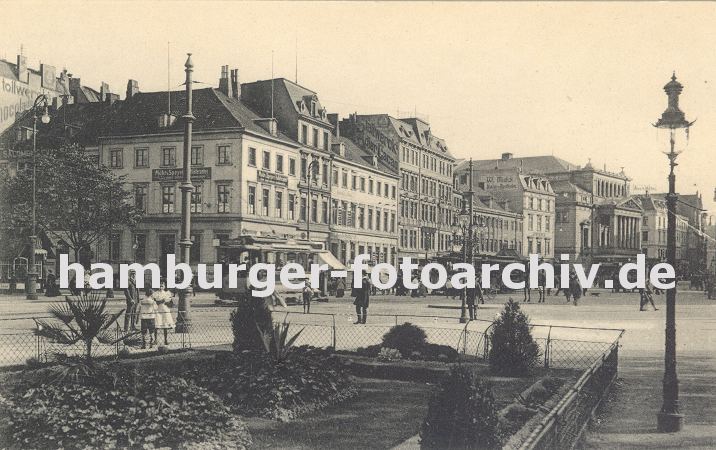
{"left": 98, "top": 88, "right": 294, "bottom": 143}
{"left": 242, "top": 78, "right": 332, "bottom": 126}
{"left": 335, "top": 136, "right": 399, "bottom": 177}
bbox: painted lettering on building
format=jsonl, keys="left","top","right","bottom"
{"left": 257, "top": 169, "right": 288, "bottom": 186}
{"left": 152, "top": 167, "right": 212, "bottom": 181}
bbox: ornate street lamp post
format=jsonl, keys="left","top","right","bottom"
{"left": 458, "top": 158, "right": 475, "bottom": 323}
{"left": 26, "top": 94, "right": 51, "bottom": 300}
{"left": 653, "top": 72, "right": 693, "bottom": 432}
{"left": 175, "top": 54, "right": 195, "bottom": 333}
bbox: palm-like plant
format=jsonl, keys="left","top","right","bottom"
{"left": 256, "top": 322, "right": 304, "bottom": 362}
{"left": 35, "top": 292, "right": 140, "bottom": 361}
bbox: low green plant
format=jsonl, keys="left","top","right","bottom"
{"left": 35, "top": 293, "right": 140, "bottom": 361}
{"left": 420, "top": 365, "right": 501, "bottom": 449}
{"left": 377, "top": 347, "right": 402, "bottom": 361}
{"left": 488, "top": 299, "right": 541, "bottom": 376}
{"left": 381, "top": 323, "right": 427, "bottom": 356}
{"left": 257, "top": 322, "right": 304, "bottom": 362}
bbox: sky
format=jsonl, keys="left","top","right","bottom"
{"left": 3, "top": 1, "right": 716, "bottom": 214}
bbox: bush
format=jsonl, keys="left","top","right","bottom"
{"left": 381, "top": 323, "right": 427, "bottom": 356}
{"left": 420, "top": 365, "right": 501, "bottom": 449}
{"left": 231, "top": 295, "right": 273, "bottom": 353}
{"left": 488, "top": 299, "right": 541, "bottom": 376}
{"left": 377, "top": 347, "right": 402, "bottom": 361}
{"left": 420, "top": 344, "right": 459, "bottom": 363}
{"left": 182, "top": 350, "right": 355, "bottom": 421}
{"left": 0, "top": 368, "right": 251, "bottom": 449}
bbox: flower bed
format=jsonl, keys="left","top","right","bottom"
{"left": 0, "top": 362, "right": 251, "bottom": 449}
{"left": 174, "top": 347, "right": 357, "bottom": 422}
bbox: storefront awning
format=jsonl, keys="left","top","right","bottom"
{"left": 315, "top": 251, "right": 346, "bottom": 271}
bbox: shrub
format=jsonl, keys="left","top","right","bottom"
{"left": 488, "top": 299, "right": 541, "bottom": 376}
{"left": 420, "top": 365, "right": 501, "bottom": 449}
{"left": 182, "top": 351, "right": 355, "bottom": 421}
{"left": 231, "top": 295, "right": 273, "bottom": 353}
{"left": 0, "top": 368, "right": 251, "bottom": 449}
{"left": 377, "top": 347, "right": 402, "bottom": 361}
{"left": 381, "top": 323, "right": 427, "bottom": 356}
{"left": 117, "top": 347, "right": 131, "bottom": 359}
{"left": 420, "top": 343, "right": 460, "bottom": 363}
{"left": 25, "top": 357, "right": 43, "bottom": 368}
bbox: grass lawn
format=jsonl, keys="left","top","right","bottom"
{"left": 245, "top": 378, "right": 433, "bottom": 449}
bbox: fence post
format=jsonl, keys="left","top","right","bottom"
{"left": 332, "top": 314, "right": 337, "bottom": 349}
{"left": 545, "top": 325, "right": 552, "bottom": 368}
{"left": 395, "top": 315, "right": 398, "bottom": 326}
{"left": 115, "top": 323, "right": 120, "bottom": 357}
{"left": 36, "top": 334, "right": 42, "bottom": 362}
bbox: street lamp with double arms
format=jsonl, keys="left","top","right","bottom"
{"left": 26, "top": 94, "right": 51, "bottom": 300}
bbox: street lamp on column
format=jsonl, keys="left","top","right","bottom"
{"left": 457, "top": 199, "right": 472, "bottom": 323}
{"left": 653, "top": 72, "right": 694, "bottom": 433}
{"left": 26, "top": 94, "right": 51, "bottom": 300}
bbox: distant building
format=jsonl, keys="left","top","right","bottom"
{"left": 636, "top": 195, "right": 689, "bottom": 267}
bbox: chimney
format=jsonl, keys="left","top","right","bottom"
{"left": 69, "top": 77, "right": 81, "bottom": 101}
{"left": 16, "top": 54, "right": 28, "bottom": 83}
{"left": 106, "top": 93, "right": 119, "bottom": 104}
{"left": 100, "top": 82, "right": 109, "bottom": 103}
{"left": 230, "top": 69, "right": 240, "bottom": 99}
{"left": 218, "top": 65, "right": 232, "bottom": 97}
{"left": 501, "top": 152, "right": 513, "bottom": 161}
{"left": 327, "top": 113, "right": 340, "bottom": 136}
{"left": 126, "top": 79, "right": 139, "bottom": 99}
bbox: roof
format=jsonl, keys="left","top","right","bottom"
{"left": 97, "top": 88, "right": 294, "bottom": 143}
{"left": 242, "top": 78, "right": 333, "bottom": 127}
{"left": 353, "top": 114, "right": 454, "bottom": 158}
{"left": 0, "top": 58, "right": 66, "bottom": 93}
{"left": 470, "top": 155, "right": 580, "bottom": 174}
{"left": 334, "top": 136, "right": 398, "bottom": 177}
{"left": 549, "top": 179, "right": 590, "bottom": 195}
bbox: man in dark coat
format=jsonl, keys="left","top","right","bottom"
{"left": 123, "top": 272, "right": 139, "bottom": 331}
{"left": 353, "top": 274, "right": 371, "bottom": 324}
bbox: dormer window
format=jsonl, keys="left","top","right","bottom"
{"left": 311, "top": 100, "right": 317, "bottom": 116}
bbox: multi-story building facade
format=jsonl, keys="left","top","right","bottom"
{"left": 652, "top": 192, "right": 706, "bottom": 275}
{"left": 456, "top": 156, "right": 555, "bottom": 260}
{"left": 241, "top": 77, "right": 335, "bottom": 246}
{"left": 95, "top": 76, "right": 305, "bottom": 272}
{"left": 326, "top": 126, "right": 399, "bottom": 266}
{"left": 637, "top": 195, "right": 689, "bottom": 266}
{"left": 339, "top": 114, "right": 455, "bottom": 263}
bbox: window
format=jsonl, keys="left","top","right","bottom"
{"left": 218, "top": 145, "right": 231, "bottom": 165}
{"left": 391, "top": 186, "right": 396, "bottom": 198}
{"left": 342, "top": 172, "right": 348, "bottom": 188}
{"left": 191, "top": 146, "right": 203, "bottom": 166}
{"left": 289, "top": 158, "right": 296, "bottom": 176}
{"left": 248, "top": 148, "right": 257, "bottom": 167}
{"left": 545, "top": 216, "right": 551, "bottom": 231}
{"left": 217, "top": 184, "right": 230, "bottom": 213}
{"left": 134, "top": 185, "right": 147, "bottom": 213}
{"left": 312, "top": 128, "right": 319, "bottom": 148}
{"left": 108, "top": 233, "right": 121, "bottom": 261}
{"left": 134, "top": 148, "right": 148, "bottom": 168}
{"left": 110, "top": 149, "right": 123, "bottom": 168}
{"left": 133, "top": 234, "right": 146, "bottom": 262}
{"left": 527, "top": 238, "right": 533, "bottom": 254}
{"left": 528, "top": 214, "right": 534, "bottom": 231}
{"left": 262, "top": 188, "right": 270, "bottom": 216}
{"left": 369, "top": 179, "right": 374, "bottom": 194}
{"left": 300, "top": 197, "right": 307, "bottom": 221}
{"left": 161, "top": 147, "right": 176, "bottom": 167}
{"left": 376, "top": 211, "right": 381, "bottom": 231}
{"left": 323, "top": 131, "right": 329, "bottom": 151}
{"left": 322, "top": 163, "right": 329, "bottom": 185}
{"left": 248, "top": 186, "right": 256, "bottom": 214}
{"left": 332, "top": 169, "right": 339, "bottom": 185}
{"left": 301, "top": 158, "right": 307, "bottom": 180}
{"left": 262, "top": 150, "right": 271, "bottom": 170}
{"left": 377, "top": 181, "right": 382, "bottom": 196}
{"left": 288, "top": 193, "right": 295, "bottom": 220}
{"left": 311, "top": 198, "right": 318, "bottom": 223}
{"left": 162, "top": 185, "right": 175, "bottom": 213}
{"left": 322, "top": 200, "right": 328, "bottom": 224}
{"left": 276, "top": 154, "right": 284, "bottom": 173}
{"left": 301, "top": 124, "right": 308, "bottom": 144}
{"left": 368, "top": 209, "right": 373, "bottom": 230}
{"left": 360, "top": 177, "right": 366, "bottom": 192}
{"left": 642, "top": 231, "right": 649, "bottom": 242}
{"left": 352, "top": 175, "right": 357, "bottom": 190}
{"left": 190, "top": 234, "right": 201, "bottom": 264}
{"left": 275, "top": 191, "right": 283, "bottom": 218}
{"left": 358, "top": 207, "right": 365, "bottom": 228}
{"left": 191, "top": 184, "right": 203, "bottom": 213}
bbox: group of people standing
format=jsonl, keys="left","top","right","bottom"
{"left": 123, "top": 274, "right": 175, "bottom": 348}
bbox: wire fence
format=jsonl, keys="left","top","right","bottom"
{"left": 0, "top": 310, "right": 623, "bottom": 373}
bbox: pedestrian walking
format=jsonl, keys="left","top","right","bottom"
{"left": 123, "top": 272, "right": 139, "bottom": 331}
{"left": 353, "top": 274, "right": 370, "bottom": 324}
{"left": 553, "top": 272, "right": 563, "bottom": 297}
{"left": 83, "top": 269, "right": 92, "bottom": 298}
{"left": 522, "top": 271, "right": 531, "bottom": 302}
{"left": 569, "top": 270, "right": 581, "bottom": 306}
{"left": 537, "top": 271, "right": 546, "bottom": 303}
{"left": 639, "top": 281, "right": 659, "bottom": 311}
{"left": 139, "top": 288, "right": 158, "bottom": 349}
{"left": 336, "top": 278, "right": 346, "bottom": 298}
{"left": 154, "top": 282, "right": 174, "bottom": 345}
{"left": 302, "top": 283, "right": 312, "bottom": 314}
{"left": 45, "top": 270, "right": 58, "bottom": 297}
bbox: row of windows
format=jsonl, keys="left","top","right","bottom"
{"left": 332, "top": 168, "right": 397, "bottom": 199}
{"left": 524, "top": 196, "right": 553, "bottom": 212}
{"left": 527, "top": 214, "right": 551, "bottom": 232}
{"left": 329, "top": 200, "right": 397, "bottom": 233}
{"left": 400, "top": 146, "right": 453, "bottom": 177}
{"left": 527, "top": 238, "right": 552, "bottom": 255}
{"left": 111, "top": 145, "right": 231, "bottom": 169}
{"left": 299, "top": 122, "right": 330, "bottom": 151}
{"left": 134, "top": 183, "right": 232, "bottom": 214}
{"left": 400, "top": 171, "right": 452, "bottom": 200}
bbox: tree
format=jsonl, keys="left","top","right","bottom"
{"left": 488, "top": 299, "right": 541, "bottom": 376}
{"left": 1, "top": 142, "right": 141, "bottom": 264}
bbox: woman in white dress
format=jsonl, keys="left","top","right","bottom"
{"left": 153, "top": 282, "right": 175, "bottom": 345}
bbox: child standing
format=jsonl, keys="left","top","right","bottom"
{"left": 154, "top": 282, "right": 175, "bottom": 345}
{"left": 139, "top": 288, "right": 158, "bottom": 348}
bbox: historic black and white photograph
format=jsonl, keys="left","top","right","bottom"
{"left": 0, "top": 2, "right": 714, "bottom": 449}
